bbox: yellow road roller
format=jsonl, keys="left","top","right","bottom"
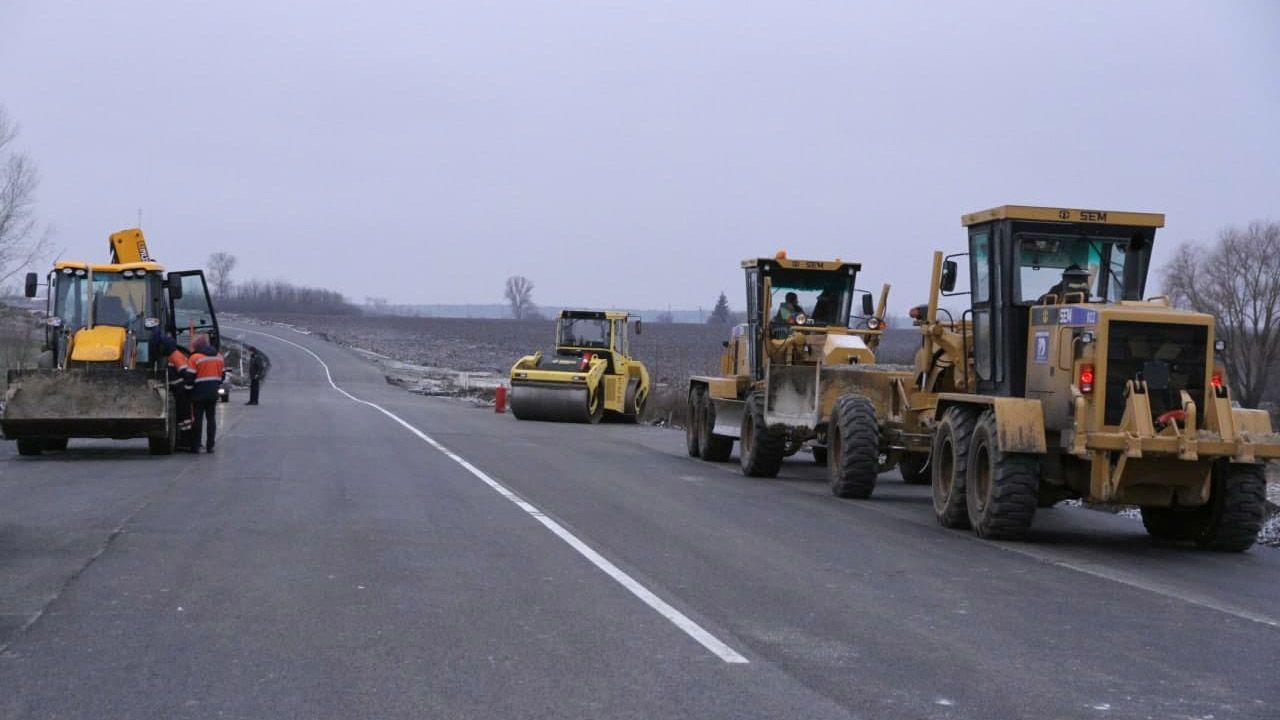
{"left": 509, "top": 309, "right": 650, "bottom": 423}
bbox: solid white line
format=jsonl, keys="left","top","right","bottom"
{"left": 232, "top": 327, "right": 750, "bottom": 664}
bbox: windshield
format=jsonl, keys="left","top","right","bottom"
{"left": 90, "top": 272, "right": 149, "bottom": 328}
{"left": 1017, "top": 234, "right": 1133, "bottom": 304}
{"left": 768, "top": 268, "right": 854, "bottom": 326}
{"left": 558, "top": 316, "right": 610, "bottom": 349}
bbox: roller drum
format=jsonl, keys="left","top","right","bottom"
{"left": 509, "top": 382, "right": 597, "bottom": 423}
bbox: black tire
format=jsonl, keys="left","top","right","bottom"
{"left": 16, "top": 439, "right": 42, "bottom": 456}
{"left": 965, "top": 410, "right": 1039, "bottom": 539}
{"left": 624, "top": 379, "right": 647, "bottom": 424}
{"left": 698, "top": 393, "right": 734, "bottom": 462}
{"left": 1139, "top": 506, "right": 1200, "bottom": 542}
{"left": 740, "top": 392, "right": 785, "bottom": 477}
{"left": 1142, "top": 462, "right": 1267, "bottom": 551}
{"left": 1196, "top": 462, "right": 1267, "bottom": 552}
{"left": 828, "top": 394, "right": 880, "bottom": 499}
{"left": 44, "top": 438, "right": 69, "bottom": 452}
{"left": 812, "top": 445, "right": 828, "bottom": 465}
{"left": 686, "top": 387, "right": 703, "bottom": 457}
{"left": 898, "top": 452, "right": 929, "bottom": 485}
{"left": 931, "top": 407, "right": 975, "bottom": 529}
{"left": 149, "top": 398, "right": 179, "bottom": 456}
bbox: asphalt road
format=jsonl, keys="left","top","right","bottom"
{"left": 1, "top": 323, "right": 1277, "bottom": 719}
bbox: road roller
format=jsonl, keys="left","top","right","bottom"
{"left": 509, "top": 309, "right": 650, "bottom": 423}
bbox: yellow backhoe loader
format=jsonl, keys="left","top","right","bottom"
{"left": 509, "top": 310, "right": 649, "bottom": 423}
{"left": 2, "top": 229, "right": 220, "bottom": 455}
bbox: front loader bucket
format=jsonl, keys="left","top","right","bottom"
{"left": 765, "top": 364, "right": 821, "bottom": 432}
{"left": 2, "top": 368, "right": 169, "bottom": 440}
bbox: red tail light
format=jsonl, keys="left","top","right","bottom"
{"left": 1079, "top": 363, "right": 1095, "bottom": 393}
{"left": 1210, "top": 369, "right": 1224, "bottom": 389}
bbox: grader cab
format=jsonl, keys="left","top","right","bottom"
{"left": 687, "top": 253, "right": 892, "bottom": 486}
{"left": 911, "top": 206, "right": 1278, "bottom": 550}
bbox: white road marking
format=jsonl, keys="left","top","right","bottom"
{"left": 234, "top": 327, "right": 749, "bottom": 664}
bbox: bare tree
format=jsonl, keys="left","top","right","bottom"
{"left": 0, "top": 106, "right": 50, "bottom": 285}
{"left": 1163, "top": 221, "right": 1280, "bottom": 409}
{"left": 206, "top": 251, "right": 238, "bottom": 298}
{"left": 504, "top": 275, "right": 536, "bottom": 320}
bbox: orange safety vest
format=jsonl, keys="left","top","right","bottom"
{"left": 188, "top": 351, "right": 225, "bottom": 400}
{"left": 167, "top": 349, "right": 190, "bottom": 387}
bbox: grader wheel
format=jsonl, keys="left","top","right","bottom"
{"left": 931, "top": 407, "right": 974, "bottom": 529}
{"left": 740, "top": 393, "right": 785, "bottom": 477}
{"left": 965, "top": 410, "right": 1039, "bottom": 540}
{"left": 828, "top": 394, "right": 880, "bottom": 499}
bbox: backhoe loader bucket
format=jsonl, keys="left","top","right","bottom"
{"left": 2, "top": 368, "right": 170, "bottom": 440}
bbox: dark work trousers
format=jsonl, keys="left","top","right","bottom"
{"left": 190, "top": 399, "right": 218, "bottom": 450}
{"left": 249, "top": 378, "right": 261, "bottom": 404}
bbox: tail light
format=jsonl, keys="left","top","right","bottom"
{"left": 1211, "top": 367, "right": 1224, "bottom": 390}
{"left": 1079, "top": 363, "right": 1095, "bottom": 394}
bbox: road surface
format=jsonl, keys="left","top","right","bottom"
{"left": 1, "top": 323, "right": 1277, "bottom": 719}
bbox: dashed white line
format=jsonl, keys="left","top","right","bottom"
{"left": 233, "top": 327, "right": 749, "bottom": 664}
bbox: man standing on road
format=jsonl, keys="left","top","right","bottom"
{"left": 164, "top": 336, "right": 195, "bottom": 434}
{"left": 187, "top": 334, "right": 226, "bottom": 453}
{"left": 246, "top": 346, "right": 266, "bottom": 405}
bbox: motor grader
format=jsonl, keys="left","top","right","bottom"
{"left": 2, "top": 228, "right": 220, "bottom": 456}
{"left": 827, "top": 205, "right": 1278, "bottom": 551}
{"left": 509, "top": 309, "right": 650, "bottom": 424}
{"left": 686, "top": 253, "right": 893, "bottom": 487}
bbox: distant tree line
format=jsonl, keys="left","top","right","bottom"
{"left": 218, "top": 278, "right": 360, "bottom": 315}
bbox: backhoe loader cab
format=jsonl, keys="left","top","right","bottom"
{"left": 688, "top": 255, "right": 893, "bottom": 485}
{"left": 3, "top": 229, "right": 220, "bottom": 456}
{"left": 913, "top": 206, "right": 1278, "bottom": 550}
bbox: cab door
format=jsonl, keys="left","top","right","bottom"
{"left": 167, "top": 270, "right": 221, "bottom": 350}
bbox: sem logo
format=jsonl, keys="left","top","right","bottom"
{"left": 1058, "top": 209, "right": 1071, "bottom": 220}
{"left": 1058, "top": 308, "right": 1072, "bottom": 324}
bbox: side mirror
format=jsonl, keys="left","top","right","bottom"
{"left": 940, "top": 260, "right": 958, "bottom": 293}
{"left": 861, "top": 293, "right": 874, "bottom": 316}
{"left": 25, "top": 272, "right": 38, "bottom": 298}
{"left": 166, "top": 273, "right": 183, "bottom": 300}
{"left": 634, "top": 319, "right": 642, "bottom": 335}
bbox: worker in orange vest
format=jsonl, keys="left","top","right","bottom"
{"left": 163, "top": 336, "right": 195, "bottom": 434}
{"left": 186, "top": 334, "right": 226, "bottom": 453}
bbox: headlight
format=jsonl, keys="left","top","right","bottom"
{"left": 45, "top": 316, "right": 63, "bottom": 327}
{"left": 866, "top": 317, "right": 882, "bottom": 329}
{"left": 143, "top": 317, "right": 160, "bottom": 328}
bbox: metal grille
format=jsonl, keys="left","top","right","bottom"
{"left": 1103, "top": 321, "right": 1208, "bottom": 426}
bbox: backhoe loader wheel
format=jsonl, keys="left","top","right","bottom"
{"left": 829, "top": 394, "right": 880, "bottom": 499}
{"left": 16, "top": 439, "right": 42, "bottom": 456}
{"left": 1142, "top": 462, "right": 1266, "bottom": 552}
{"left": 898, "top": 452, "right": 929, "bottom": 485}
{"left": 148, "top": 399, "right": 179, "bottom": 455}
{"left": 698, "top": 393, "right": 733, "bottom": 462}
{"left": 45, "top": 438, "right": 69, "bottom": 452}
{"left": 740, "top": 393, "right": 785, "bottom": 477}
{"left": 686, "top": 388, "right": 704, "bottom": 457}
{"left": 965, "top": 410, "right": 1039, "bottom": 539}
{"left": 931, "top": 407, "right": 974, "bottom": 529}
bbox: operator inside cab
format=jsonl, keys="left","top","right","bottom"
{"left": 1038, "top": 264, "right": 1091, "bottom": 305}
{"left": 775, "top": 292, "right": 806, "bottom": 324}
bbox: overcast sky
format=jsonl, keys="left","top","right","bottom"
{"left": 2, "top": 1, "right": 1277, "bottom": 312}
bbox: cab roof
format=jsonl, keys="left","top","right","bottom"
{"left": 961, "top": 205, "right": 1165, "bottom": 228}
{"left": 740, "top": 256, "right": 861, "bottom": 272}
{"left": 560, "top": 309, "right": 631, "bottom": 320}
{"left": 53, "top": 260, "right": 166, "bottom": 273}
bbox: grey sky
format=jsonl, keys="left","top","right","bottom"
{"left": 2, "top": 1, "right": 1277, "bottom": 312}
